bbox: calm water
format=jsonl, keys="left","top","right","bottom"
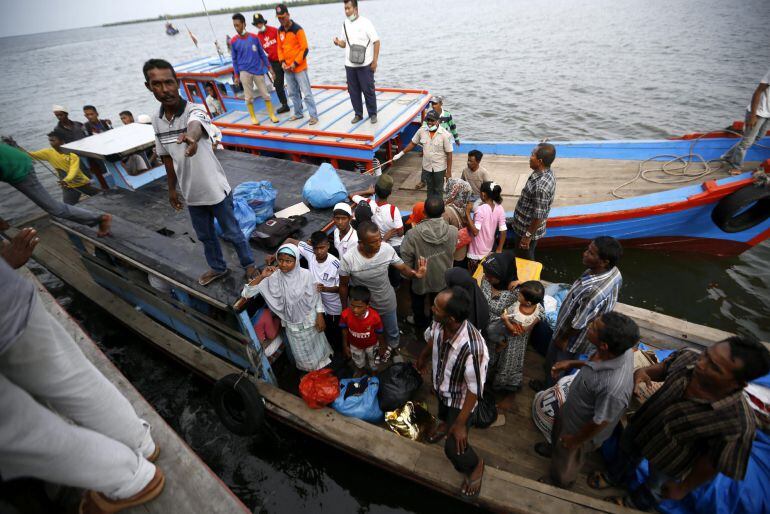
{"left": 2, "top": 0, "right": 770, "bottom": 511}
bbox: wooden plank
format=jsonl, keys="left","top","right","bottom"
{"left": 22, "top": 268, "right": 250, "bottom": 514}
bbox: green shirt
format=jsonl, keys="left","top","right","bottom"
{"left": 0, "top": 143, "right": 32, "bottom": 184}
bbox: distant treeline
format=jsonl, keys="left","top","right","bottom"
{"left": 103, "top": 0, "right": 340, "bottom": 27}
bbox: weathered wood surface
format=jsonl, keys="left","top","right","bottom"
{"left": 21, "top": 267, "right": 250, "bottom": 514}
{"left": 387, "top": 152, "right": 727, "bottom": 212}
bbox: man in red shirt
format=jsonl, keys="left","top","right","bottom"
{"left": 339, "top": 286, "right": 386, "bottom": 373}
{"left": 252, "top": 13, "right": 290, "bottom": 114}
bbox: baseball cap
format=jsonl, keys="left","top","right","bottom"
{"left": 275, "top": 3, "right": 289, "bottom": 15}
{"left": 333, "top": 202, "right": 352, "bottom": 216}
{"left": 425, "top": 110, "right": 439, "bottom": 122}
{"left": 429, "top": 95, "right": 443, "bottom": 104}
{"left": 376, "top": 174, "right": 394, "bottom": 192}
{"left": 252, "top": 13, "right": 268, "bottom": 26}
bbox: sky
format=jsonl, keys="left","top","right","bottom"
{"left": 0, "top": 0, "right": 276, "bottom": 38}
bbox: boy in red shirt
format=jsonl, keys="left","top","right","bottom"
{"left": 340, "top": 286, "right": 386, "bottom": 374}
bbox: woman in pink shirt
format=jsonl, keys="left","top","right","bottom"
{"left": 467, "top": 181, "right": 507, "bottom": 273}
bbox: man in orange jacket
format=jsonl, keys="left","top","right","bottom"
{"left": 275, "top": 3, "right": 319, "bottom": 125}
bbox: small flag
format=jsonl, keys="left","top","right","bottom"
{"left": 185, "top": 25, "right": 198, "bottom": 48}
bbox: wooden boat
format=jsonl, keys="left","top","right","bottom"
{"left": 172, "top": 56, "right": 770, "bottom": 256}
{"left": 13, "top": 128, "right": 762, "bottom": 513}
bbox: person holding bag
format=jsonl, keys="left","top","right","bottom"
{"left": 333, "top": 0, "right": 381, "bottom": 124}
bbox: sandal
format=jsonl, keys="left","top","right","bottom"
{"left": 587, "top": 470, "right": 614, "bottom": 490}
{"left": 198, "top": 269, "right": 229, "bottom": 286}
{"left": 415, "top": 181, "right": 426, "bottom": 190}
{"left": 534, "top": 442, "right": 552, "bottom": 458}
{"left": 728, "top": 168, "right": 744, "bottom": 176}
{"left": 288, "top": 115, "right": 304, "bottom": 121}
{"left": 604, "top": 495, "right": 633, "bottom": 507}
{"left": 461, "top": 459, "right": 484, "bottom": 499}
{"left": 374, "top": 346, "right": 392, "bottom": 366}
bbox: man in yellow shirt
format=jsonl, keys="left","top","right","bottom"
{"left": 28, "top": 132, "right": 100, "bottom": 205}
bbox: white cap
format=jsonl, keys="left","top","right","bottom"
{"left": 137, "top": 114, "right": 152, "bottom": 124}
{"left": 52, "top": 104, "right": 68, "bottom": 113}
{"left": 333, "top": 202, "right": 352, "bottom": 216}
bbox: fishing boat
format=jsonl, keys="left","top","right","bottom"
{"left": 11, "top": 125, "right": 764, "bottom": 513}
{"left": 165, "top": 22, "right": 179, "bottom": 36}
{"left": 173, "top": 57, "right": 770, "bottom": 257}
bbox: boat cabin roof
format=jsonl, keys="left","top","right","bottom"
{"left": 54, "top": 151, "right": 373, "bottom": 308}
{"left": 175, "top": 56, "right": 234, "bottom": 80}
{"left": 62, "top": 123, "right": 155, "bottom": 161}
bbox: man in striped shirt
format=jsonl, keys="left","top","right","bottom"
{"left": 533, "top": 236, "right": 623, "bottom": 391}
{"left": 417, "top": 286, "right": 489, "bottom": 498}
{"left": 594, "top": 336, "right": 770, "bottom": 510}
{"left": 539, "top": 312, "right": 639, "bottom": 488}
{"left": 428, "top": 96, "right": 460, "bottom": 146}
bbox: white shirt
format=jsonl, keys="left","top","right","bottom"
{"left": 333, "top": 226, "right": 358, "bottom": 258}
{"left": 339, "top": 16, "right": 379, "bottom": 67}
{"left": 298, "top": 241, "right": 342, "bottom": 315}
{"left": 352, "top": 195, "right": 404, "bottom": 247}
{"left": 749, "top": 68, "right": 770, "bottom": 118}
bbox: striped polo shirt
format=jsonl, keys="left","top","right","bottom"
{"left": 426, "top": 319, "right": 489, "bottom": 410}
{"left": 558, "top": 349, "right": 635, "bottom": 448}
{"left": 152, "top": 100, "right": 231, "bottom": 206}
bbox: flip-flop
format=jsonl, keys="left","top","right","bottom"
{"left": 587, "top": 470, "right": 614, "bottom": 490}
{"left": 604, "top": 495, "right": 633, "bottom": 507}
{"left": 425, "top": 423, "right": 448, "bottom": 443}
{"left": 461, "top": 460, "right": 484, "bottom": 499}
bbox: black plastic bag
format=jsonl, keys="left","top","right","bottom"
{"left": 471, "top": 390, "right": 498, "bottom": 428}
{"left": 377, "top": 363, "right": 423, "bottom": 412}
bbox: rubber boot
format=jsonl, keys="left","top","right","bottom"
{"left": 247, "top": 103, "right": 259, "bottom": 125}
{"left": 265, "top": 100, "right": 279, "bottom": 123}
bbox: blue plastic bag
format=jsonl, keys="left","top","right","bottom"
{"left": 215, "top": 197, "right": 257, "bottom": 240}
{"left": 234, "top": 181, "right": 277, "bottom": 225}
{"left": 331, "top": 376, "right": 383, "bottom": 423}
{"left": 302, "top": 163, "right": 348, "bottom": 209}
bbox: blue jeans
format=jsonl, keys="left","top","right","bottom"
{"left": 379, "top": 309, "right": 400, "bottom": 349}
{"left": 188, "top": 193, "right": 255, "bottom": 273}
{"left": 722, "top": 110, "right": 770, "bottom": 168}
{"left": 284, "top": 69, "right": 318, "bottom": 119}
{"left": 11, "top": 171, "right": 102, "bottom": 226}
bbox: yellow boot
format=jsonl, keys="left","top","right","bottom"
{"left": 265, "top": 100, "right": 279, "bottom": 123}
{"left": 247, "top": 103, "right": 259, "bottom": 125}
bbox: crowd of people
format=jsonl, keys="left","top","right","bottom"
{"left": 2, "top": 1, "right": 770, "bottom": 512}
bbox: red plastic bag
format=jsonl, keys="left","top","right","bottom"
{"left": 299, "top": 369, "right": 340, "bottom": 409}
{"left": 456, "top": 227, "right": 471, "bottom": 249}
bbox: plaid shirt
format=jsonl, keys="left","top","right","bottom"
{"left": 553, "top": 267, "right": 622, "bottom": 355}
{"left": 511, "top": 168, "right": 556, "bottom": 240}
{"left": 622, "top": 350, "right": 756, "bottom": 480}
{"left": 426, "top": 320, "right": 489, "bottom": 409}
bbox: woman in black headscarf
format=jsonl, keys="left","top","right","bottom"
{"left": 444, "top": 267, "right": 489, "bottom": 329}
{"left": 479, "top": 251, "right": 519, "bottom": 373}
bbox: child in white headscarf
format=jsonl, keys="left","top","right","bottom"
{"left": 241, "top": 243, "right": 333, "bottom": 372}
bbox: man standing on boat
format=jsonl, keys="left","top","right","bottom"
{"left": 252, "top": 13, "right": 290, "bottom": 115}
{"left": 230, "top": 13, "right": 279, "bottom": 124}
{"left": 393, "top": 110, "right": 453, "bottom": 198}
{"left": 510, "top": 143, "right": 556, "bottom": 260}
{"left": 722, "top": 68, "right": 770, "bottom": 175}
{"left": 51, "top": 105, "right": 87, "bottom": 143}
{"left": 417, "top": 286, "right": 488, "bottom": 498}
{"left": 532, "top": 236, "right": 623, "bottom": 391}
{"left": 143, "top": 58, "right": 258, "bottom": 286}
{"left": 275, "top": 3, "right": 319, "bottom": 125}
{"left": 333, "top": 0, "right": 380, "bottom": 124}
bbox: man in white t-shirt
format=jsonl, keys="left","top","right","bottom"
{"left": 351, "top": 174, "right": 403, "bottom": 250}
{"left": 333, "top": 0, "right": 380, "bottom": 124}
{"left": 332, "top": 202, "right": 359, "bottom": 258}
{"left": 279, "top": 232, "right": 343, "bottom": 352}
{"left": 722, "top": 68, "right": 770, "bottom": 175}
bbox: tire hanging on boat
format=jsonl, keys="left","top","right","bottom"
{"left": 212, "top": 373, "right": 265, "bottom": 436}
{"left": 711, "top": 184, "right": 770, "bottom": 233}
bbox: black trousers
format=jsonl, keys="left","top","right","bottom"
{"left": 345, "top": 65, "right": 377, "bottom": 118}
{"left": 510, "top": 230, "right": 538, "bottom": 261}
{"left": 270, "top": 60, "right": 288, "bottom": 107}
{"left": 410, "top": 289, "right": 438, "bottom": 336}
{"left": 437, "top": 398, "right": 479, "bottom": 475}
{"left": 324, "top": 313, "right": 343, "bottom": 354}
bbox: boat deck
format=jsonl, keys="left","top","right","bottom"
{"left": 53, "top": 150, "right": 373, "bottom": 308}
{"left": 21, "top": 267, "right": 250, "bottom": 514}
{"left": 387, "top": 152, "right": 743, "bottom": 212}
{"left": 213, "top": 86, "right": 430, "bottom": 166}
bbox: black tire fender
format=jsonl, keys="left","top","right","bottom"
{"left": 711, "top": 184, "right": 770, "bottom": 233}
{"left": 212, "top": 373, "right": 265, "bottom": 436}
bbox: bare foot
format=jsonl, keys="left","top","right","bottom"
{"left": 97, "top": 214, "right": 112, "bottom": 237}
{"left": 728, "top": 168, "right": 744, "bottom": 176}
{"left": 462, "top": 458, "right": 484, "bottom": 497}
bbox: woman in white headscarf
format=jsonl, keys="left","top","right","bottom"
{"left": 241, "top": 243, "right": 332, "bottom": 372}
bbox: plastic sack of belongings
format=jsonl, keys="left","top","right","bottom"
{"left": 234, "top": 180, "right": 278, "bottom": 224}
{"left": 331, "top": 376, "right": 383, "bottom": 423}
{"left": 299, "top": 368, "right": 340, "bottom": 409}
{"left": 302, "top": 163, "right": 348, "bottom": 208}
{"left": 384, "top": 401, "right": 437, "bottom": 441}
